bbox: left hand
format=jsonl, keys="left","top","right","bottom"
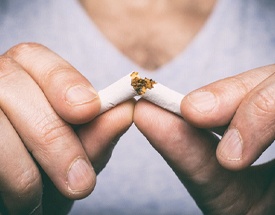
{"left": 134, "top": 99, "right": 275, "bottom": 214}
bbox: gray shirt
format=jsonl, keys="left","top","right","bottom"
{"left": 1, "top": 0, "right": 275, "bottom": 214}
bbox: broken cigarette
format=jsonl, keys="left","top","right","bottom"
{"left": 98, "top": 72, "right": 184, "bottom": 116}
{"left": 98, "top": 73, "right": 138, "bottom": 114}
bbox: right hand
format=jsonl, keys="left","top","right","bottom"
{"left": 0, "top": 43, "right": 134, "bottom": 214}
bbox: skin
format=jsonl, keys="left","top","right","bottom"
{"left": 0, "top": 43, "right": 134, "bottom": 214}
{"left": 83, "top": 0, "right": 275, "bottom": 213}
{"left": 134, "top": 99, "right": 275, "bottom": 214}
{"left": 2, "top": 0, "right": 275, "bottom": 214}
{"left": 181, "top": 65, "right": 275, "bottom": 170}
{"left": 0, "top": 1, "right": 215, "bottom": 214}
{"left": 79, "top": 0, "right": 216, "bottom": 70}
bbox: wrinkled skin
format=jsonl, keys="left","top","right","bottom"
{"left": 135, "top": 65, "right": 275, "bottom": 214}
{"left": 135, "top": 98, "right": 275, "bottom": 214}
{"left": 0, "top": 43, "right": 134, "bottom": 214}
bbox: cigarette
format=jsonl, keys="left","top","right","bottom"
{"left": 141, "top": 81, "right": 184, "bottom": 116}
{"left": 98, "top": 73, "right": 138, "bottom": 114}
{"left": 98, "top": 72, "right": 184, "bottom": 116}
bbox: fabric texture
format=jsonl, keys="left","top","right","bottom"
{"left": 1, "top": 0, "right": 275, "bottom": 214}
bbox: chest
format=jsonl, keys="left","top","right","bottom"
{"left": 108, "top": 20, "right": 199, "bottom": 70}
{"left": 87, "top": 11, "right": 209, "bottom": 70}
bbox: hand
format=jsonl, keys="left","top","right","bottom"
{"left": 42, "top": 100, "right": 134, "bottom": 214}
{"left": 134, "top": 100, "right": 275, "bottom": 214}
{"left": 181, "top": 65, "right": 275, "bottom": 170}
{"left": 0, "top": 43, "right": 134, "bottom": 214}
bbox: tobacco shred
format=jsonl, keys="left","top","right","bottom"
{"left": 130, "top": 72, "right": 156, "bottom": 95}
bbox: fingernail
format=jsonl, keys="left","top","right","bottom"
{"left": 66, "top": 85, "right": 98, "bottom": 106}
{"left": 218, "top": 128, "right": 243, "bottom": 161}
{"left": 67, "top": 158, "right": 95, "bottom": 192}
{"left": 187, "top": 91, "right": 216, "bottom": 113}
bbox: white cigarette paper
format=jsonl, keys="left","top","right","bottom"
{"left": 98, "top": 74, "right": 138, "bottom": 114}
{"left": 98, "top": 72, "right": 184, "bottom": 116}
{"left": 142, "top": 83, "right": 184, "bottom": 116}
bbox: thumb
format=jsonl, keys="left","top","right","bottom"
{"left": 181, "top": 65, "right": 275, "bottom": 170}
{"left": 181, "top": 65, "right": 275, "bottom": 128}
{"left": 134, "top": 100, "right": 275, "bottom": 214}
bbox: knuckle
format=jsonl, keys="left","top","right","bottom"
{"left": 250, "top": 88, "right": 275, "bottom": 115}
{"left": 5, "top": 42, "right": 44, "bottom": 58}
{"left": 34, "top": 112, "right": 72, "bottom": 146}
{"left": 6, "top": 43, "right": 76, "bottom": 88}
{"left": 38, "top": 53, "right": 76, "bottom": 88}
{"left": 0, "top": 56, "right": 18, "bottom": 79}
{"left": 228, "top": 76, "right": 251, "bottom": 96}
{"left": 245, "top": 87, "right": 275, "bottom": 143}
{"left": 0, "top": 55, "right": 14, "bottom": 70}
{"left": 0, "top": 55, "right": 22, "bottom": 84}
{"left": 42, "top": 63, "right": 72, "bottom": 86}
{"left": 15, "top": 165, "right": 42, "bottom": 197}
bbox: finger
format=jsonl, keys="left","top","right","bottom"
{"left": 134, "top": 100, "right": 275, "bottom": 214}
{"left": 5, "top": 43, "right": 101, "bottom": 124}
{"left": 181, "top": 65, "right": 275, "bottom": 128}
{"left": 0, "top": 56, "right": 96, "bottom": 199}
{"left": 134, "top": 99, "right": 221, "bottom": 180}
{"left": 217, "top": 72, "right": 275, "bottom": 170}
{"left": 77, "top": 99, "right": 135, "bottom": 174}
{"left": 0, "top": 109, "right": 42, "bottom": 214}
{"left": 134, "top": 100, "right": 231, "bottom": 206}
